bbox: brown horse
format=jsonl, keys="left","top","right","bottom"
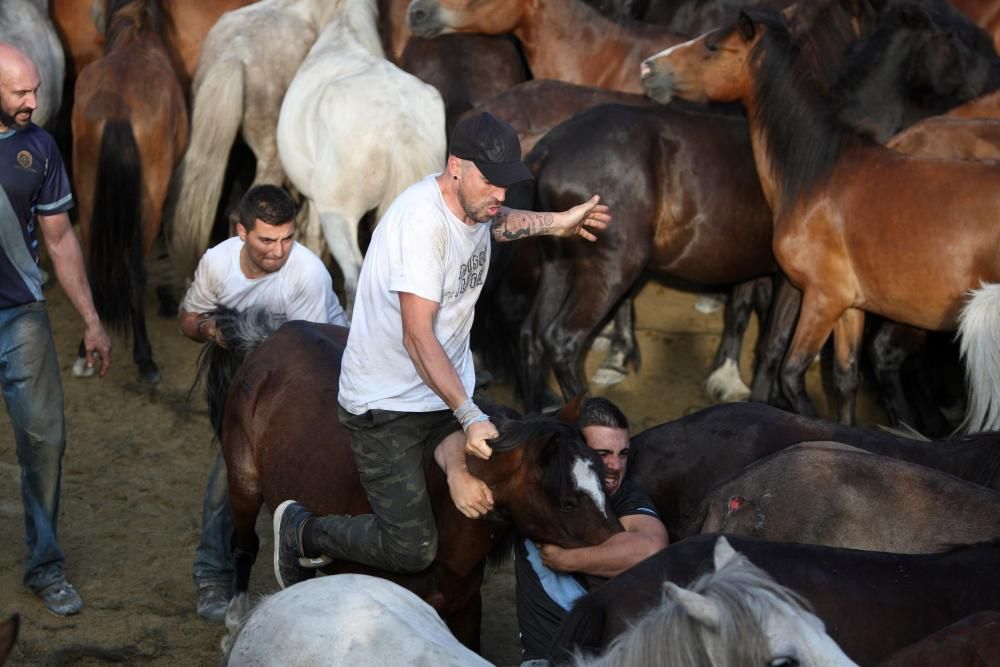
{"left": 220, "top": 321, "right": 621, "bottom": 648}
{"left": 642, "top": 8, "right": 1000, "bottom": 429}
{"left": 944, "top": 88, "right": 1000, "bottom": 118}
{"left": 878, "top": 611, "right": 1000, "bottom": 667}
{"left": 52, "top": 0, "right": 255, "bottom": 94}
{"left": 406, "top": 0, "right": 687, "bottom": 92}
{"left": 888, "top": 116, "right": 1000, "bottom": 160}
{"left": 698, "top": 441, "right": 1000, "bottom": 552}
{"left": 71, "top": 0, "right": 188, "bottom": 383}
{"left": 0, "top": 614, "right": 16, "bottom": 666}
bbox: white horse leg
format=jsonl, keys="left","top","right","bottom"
{"left": 318, "top": 209, "right": 364, "bottom": 314}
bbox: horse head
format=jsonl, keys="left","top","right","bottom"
{"left": 579, "top": 536, "right": 859, "bottom": 667}
{"left": 472, "top": 417, "right": 621, "bottom": 549}
{"left": 406, "top": 0, "right": 524, "bottom": 39}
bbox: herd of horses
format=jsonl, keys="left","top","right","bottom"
{"left": 18, "top": 0, "right": 1000, "bottom": 664}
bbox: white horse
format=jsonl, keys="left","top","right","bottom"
{"left": 276, "top": 0, "right": 446, "bottom": 311}
{"left": 576, "top": 537, "right": 859, "bottom": 667}
{"left": 222, "top": 574, "right": 491, "bottom": 666}
{"left": 168, "top": 0, "right": 342, "bottom": 276}
{"left": 0, "top": 0, "right": 65, "bottom": 128}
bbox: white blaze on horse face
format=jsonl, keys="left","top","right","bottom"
{"left": 571, "top": 456, "right": 608, "bottom": 517}
{"left": 765, "top": 597, "right": 860, "bottom": 667}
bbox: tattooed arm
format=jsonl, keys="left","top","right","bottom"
{"left": 491, "top": 194, "right": 612, "bottom": 243}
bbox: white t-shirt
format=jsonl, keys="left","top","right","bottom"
{"left": 339, "top": 175, "right": 491, "bottom": 414}
{"left": 181, "top": 236, "right": 349, "bottom": 326}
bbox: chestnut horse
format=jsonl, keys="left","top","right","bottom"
{"left": 406, "top": 0, "right": 688, "bottom": 92}
{"left": 71, "top": 0, "right": 188, "bottom": 383}
{"left": 548, "top": 535, "right": 1000, "bottom": 666}
{"left": 643, "top": 8, "right": 1000, "bottom": 430}
{"left": 220, "top": 321, "right": 621, "bottom": 647}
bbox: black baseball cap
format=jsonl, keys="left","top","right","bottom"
{"left": 449, "top": 112, "right": 534, "bottom": 187}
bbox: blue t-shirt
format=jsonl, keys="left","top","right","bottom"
{"left": 0, "top": 124, "right": 73, "bottom": 308}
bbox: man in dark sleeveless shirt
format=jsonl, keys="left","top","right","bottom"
{"left": 515, "top": 398, "right": 668, "bottom": 664}
{"left": 0, "top": 43, "right": 111, "bottom": 616}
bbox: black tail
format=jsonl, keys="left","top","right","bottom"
{"left": 190, "top": 307, "right": 286, "bottom": 441}
{"left": 87, "top": 119, "right": 143, "bottom": 337}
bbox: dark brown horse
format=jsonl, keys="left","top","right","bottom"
{"left": 71, "top": 0, "right": 188, "bottom": 383}
{"left": 643, "top": 8, "right": 1000, "bottom": 429}
{"left": 548, "top": 535, "right": 1000, "bottom": 666}
{"left": 0, "top": 614, "right": 16, "bottom": 667}
{"left": 698, "top": 441, "right": 1000, "bottom": 551}
{"left": 219, "top": 321, "right": 621, "bottom": 648}
{"left": 626, "top": 401, "right": 1000, "bottom": 540}
{"left": 878, "top": 611, "right": 1000, "bottom": 666}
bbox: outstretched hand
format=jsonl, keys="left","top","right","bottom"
{"left": 555, "top": 195, "right": 612, "bottom": 242}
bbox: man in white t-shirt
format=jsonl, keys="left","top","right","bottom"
{"left": 271, "top": 112, "right": 611, "bottom": 588}
{"left": 179, "top": 184, "right": 347, "bottom": 622}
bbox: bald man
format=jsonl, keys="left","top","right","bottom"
{"left": 0, "top": 42, "right": 111, "bottom": 616}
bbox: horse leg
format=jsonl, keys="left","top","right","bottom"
{"left": 317, "top": 205, "right": 365, "bottom": 314}
{"left": 866, "top": 320, "right": 926, "bottom": 430}
{"left": 591, "top": 296, "right": 639, "bottom": 387}
{"left": 519, "top": 295, "right": 557, "bottom": 412}
{"left": 779, "top": 290, "right": 843, "bottom": 418}
{"left": 832, "top": 307, "right": 864, "bottom": 425}
{"left": 750, "top": 274, "right": 801, "bottom": 406}
{"left": 704, "top": 280, "right": 756, "bottom": 403}
{"left": 130, "top": 261, "right": 160, "bottom": 384}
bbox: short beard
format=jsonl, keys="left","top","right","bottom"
{"left": 0, "top": 106, "right": 30, "bottom": 130}
{"left": 457, "top": 188, "right": 494, "bottom": 223}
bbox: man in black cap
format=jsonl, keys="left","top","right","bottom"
{"left": 271, "top": 112, "right": 611, "bottom": 587}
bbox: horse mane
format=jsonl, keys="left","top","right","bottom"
{"left": 574, "top": 549, "right": 813, "bottom": 667}
{"left": 189, "top": 306, "right": 285, "bottom": 441}
{"left": 788, "top": 0, "right": 880, "bottom": 90}
{"left": 102, "top": 0, "right": 169, "bottom": 52}
{"left": 745, "top": 9, "right": 871, "bottom": 213}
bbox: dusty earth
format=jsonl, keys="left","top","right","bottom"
{"left": 0, "top": 270, "right": 886, "bottom": 666}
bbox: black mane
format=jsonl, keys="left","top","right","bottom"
{"left": 745, "top": 9, "right": 865, "bottom": 213}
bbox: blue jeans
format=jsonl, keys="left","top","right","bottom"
{"left": 192, "top": 450, "right": 233, "bottom": 587}
{"left": 0, "top": 302, "right": 67, "bottom": 592}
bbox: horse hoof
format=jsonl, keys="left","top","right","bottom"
{"left": 139, "top": 363, "right": 161, "bottom": 384}
{"left": 591, "top": 365, "right": 628, "bottom": 386}
{"left": 71, "top": 357, "right": 96, "bottom": 379}
{"left": 705, "top": 359, "right": 751, "bottom": 403}
{"left": 694, "top": 294, "right": 725, "bottom": 314}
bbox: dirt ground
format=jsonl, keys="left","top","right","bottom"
{"left": 0, "top": 272, "right": 886, "bottom": 666}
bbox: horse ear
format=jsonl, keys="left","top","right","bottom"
{"left": 663, "top": 582, "right": 721, "bottom": 628}
{"left": 713, "top": 536, "right": 739, "bottom": 570}
{"left": 737, "top": 11, "right": 757, "bottom": 42}
{"left": 555, "top": 394, "right": 587, "bottom": 424}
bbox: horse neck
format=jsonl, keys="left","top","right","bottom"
{"left": 515, "top": 0, "right": 683, "bottom": 91}
{"left": 739, "top": 34, "right": 860, "bottom": 218}
{"left": 312, "top": 0, "right": 384, "bottom": 58}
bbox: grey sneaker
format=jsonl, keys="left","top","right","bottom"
{"left": 196, "top": 583, "right": 232, "bottom": 623}
{"left": 38, "top": 581, "right": 83, "bottom": 617}
{"left": 273, "top": 500, "right": 331, "bottom": 589}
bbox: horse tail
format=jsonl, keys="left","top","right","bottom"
{"left": 87, "top": 119, "right": 143, "bottom": 337}
{"left": 191, "top": 306, "right": 285, "bottom": 442}
{"left": 957, "top": 282, "right": 1000, "bottom": 432}
{"left": 168, "top": 57, "right": 245, "bottom": 277}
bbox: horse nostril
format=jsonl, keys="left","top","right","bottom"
{"left": 408, "top": 5, "right": 429, "bottom": 28}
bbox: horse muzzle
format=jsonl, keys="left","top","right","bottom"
{"left": 407, "top": 0, "right": 447, "bottom": 38}
{"left": 640, "top": 59, "right": 678, "bottom": 105}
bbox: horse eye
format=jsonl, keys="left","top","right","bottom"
{"left": 769, "top": 658, "right": 799, "bottom": 667}
{"left": 560, "top": 498, "right": 579, "bottom": 512}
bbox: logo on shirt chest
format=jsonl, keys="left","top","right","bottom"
{"left": 453, "top": 248, "right": 488, "bottom": 299}
{"left": 15, "top": 150, "right": 34, "bottom": 172}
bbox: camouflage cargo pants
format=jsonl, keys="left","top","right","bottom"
{"left": 310, "top": 407, "right": 457, "bottom": 572}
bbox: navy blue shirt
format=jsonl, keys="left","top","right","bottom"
{"left": 0, "top": 124, "right": 73, "bottom": 309}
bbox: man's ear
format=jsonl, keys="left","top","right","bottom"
{"left": 236, "top": 222, "right": 248, "bottom": 241}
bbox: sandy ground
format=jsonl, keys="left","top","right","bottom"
{"left": 0, "top": 272, "right": 885, "bottom": 666}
